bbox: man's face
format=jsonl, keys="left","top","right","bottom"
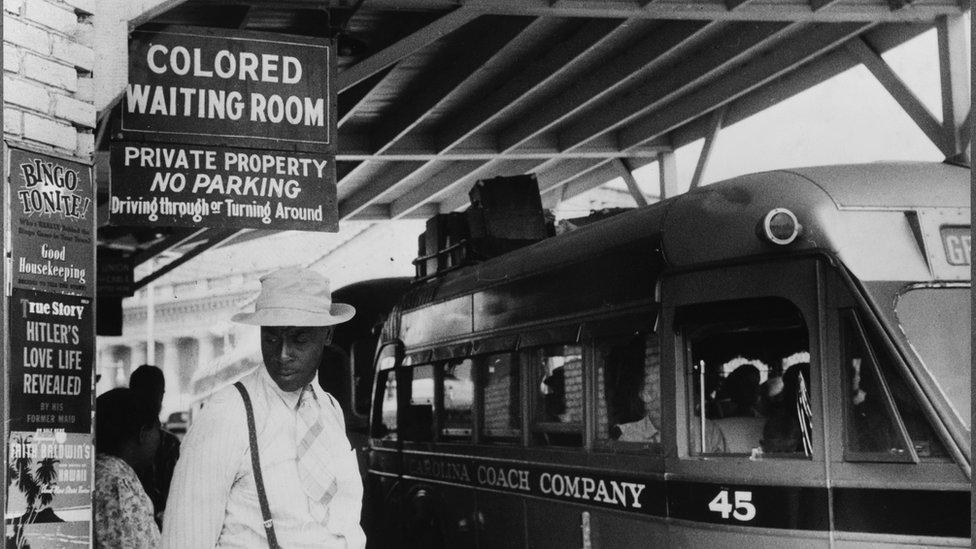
{"left": 261, "top": 325, "right": 333, "bottom": 392}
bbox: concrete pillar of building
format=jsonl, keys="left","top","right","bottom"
{"left": 132, "top": 342, "right": 148, "bottom": 370}
{"left": 160, "top": 338, "right": 184, "bottom": 417}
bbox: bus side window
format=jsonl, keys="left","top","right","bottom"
{"left": 596, "top": 333, "right": 662, "bottom": 452}
{"left": 479, "top": 353, "right": 521, "bottom": 443}
{"left": 680, "top": 298, "right": 811, "bottom": 458}
{"left": 841, "top": 311, "right": 945, "bottom": 461}
{"left": 402, "top": 365, "right": 435, "bottom": 442}
{"left": 528, "top": 344, "right": 584, "bottom": 446}
{"left": 440, "top": 359, "right": 474, "bottom": 440}
{"left": 374, "top": 369, "right": 398, "bottom": 441}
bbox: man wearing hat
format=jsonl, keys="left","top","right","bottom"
{"left": 162, "top": 268, "right": 366, "bottom": 548}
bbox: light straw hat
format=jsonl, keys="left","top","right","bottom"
{"left": 231, "top": 268, "right": 355, "bottom": 326}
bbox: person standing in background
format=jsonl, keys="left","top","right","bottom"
{"left": 94, "top": 388, "right": 161, "bottom": 548}
{"left": 129, "top": 364, "right": 181, "bottom": 528}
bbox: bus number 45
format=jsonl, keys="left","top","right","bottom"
{"left": 708, "top": 490, "right": 756, "bottom": 521}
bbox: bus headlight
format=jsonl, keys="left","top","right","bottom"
{"left": 760, "top": 208, "right": 802, "bottom": 245}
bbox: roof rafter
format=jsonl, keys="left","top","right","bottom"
{"left": 338, "top": 161, "right": 428, "bottom": 218}
{"left": 386, "top": 21, "right": 722, "bottom": 216}
{"left": 668, "top": 23, "right": 930, "bottom": 151}
{"left": 336, "top": 6, "right": 481, "bottom": 92}
{"left": 499, "top": 20, "right": 717, "bottom": 151}
{"left": 617, "top": 22, "right": 875, "bottom": 151}
{"left": 369, "top": 17, "right": 538, "bottom": 154}
{"left": 336, "top": 16, "right": 656, "bottom": 219}
{"left": 555, "top": 21, "right": 797, "bottom": 151}
{"left": 391, "top": 159, "right": 539, "bottom": 218}
{"left": 337, "top": 65, "right": 396, "bottom": 127}
{"left": 336, "top": 133, "right": 670, "bottom": 160}
{"left": 433, "top": 17, "right": 640, "bottom": 152}
{"left": 455, "top": 0, "right": 962, "bottom": 22}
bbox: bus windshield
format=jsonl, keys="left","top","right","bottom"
{"left": 895, "top": 286, "right": 971, "bottom": 431}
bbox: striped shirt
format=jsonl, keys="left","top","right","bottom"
{"left": 161, "top": 366, "right": 365, "bottom": 548}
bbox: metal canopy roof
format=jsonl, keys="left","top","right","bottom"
{"left": 96, "top": 0, "right": 969, "bottom": 288}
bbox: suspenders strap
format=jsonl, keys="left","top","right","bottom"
{"left": 233, "top": 382, "right": 281, "bottom": 549}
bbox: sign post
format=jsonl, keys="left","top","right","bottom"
{"left": 4, "top": 144, "right": 96, "bottom": 548}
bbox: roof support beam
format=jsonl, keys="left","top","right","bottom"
{"left": 658, "top": 151, "right": 678, "bottom": 199}
{"left": 725, "top": 0, "right": 759, "bottom": 10}
{"left": 611, "top": 158, "right": 648, "bottom": 207}
{"left": 337, "top": 65, "right": 396, "bottom": 127}
{"left": 346, "top": 203, "right": 438, "bottom": 221}
{"left": 556, "top": 21, "right": 794, "bottom": 151}
{"left": 551, "top": 157, "right": 661, "bottom": 204}
{"left": 936, "top": 14, "right": 970, "bottom": 160}
{"left": 536, "top": 158, "right": 610, "bottom": 195}
{"left": 403, "top": 22, "right": 717, "bottom": 214}
{"left": 335, "top": 7, "right": 480, "bottom": 92}
{"left": 433, "top": 17, "right": 637, "bottom": 152}
{"left": 336, "top": 133, "right": 670, "bottom": 160}
{"left": 957, "top": 109, "right": 970, "bottom": 152}
{"left": 499, "top": 21, "right": 715, "bottom": 151}
{"left": 689, "top": 106, "right": 726, "bottom": 190}
{"left": 390, "top": 161, "right": 499, "bottom": 218}
{"left": 452, "top": 1, "right": 962, "bottom": 22}
{"left": 668, "top": 23, "right": 929, "bottom": 151}
{"left": 845, "top": 37, "right": 948, "bottom": 155}
{"left": 369, "top": 18, "right": 535, "bottom": 154}
{"left": 338, "top": 162, "right": 428, "bottom": 219}
{"left": 133, "top": 229, "right": 241, "bottom": 291}
{"left": 809, "top": 0, "right": 844, "bottom": 11}
{"left": 617, "top": 22, "right": 873, "bottom": 151}
{"left": 337, "top": 18, "right": 658, "bottom": 219}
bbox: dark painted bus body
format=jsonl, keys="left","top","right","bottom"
{"left": 362, "top": 162, "right": 971, "bottom": 548}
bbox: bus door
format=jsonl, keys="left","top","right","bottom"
{"left": 823, "top": 270, "right": 970, "bottom": 547}
{"left": 661, "top": 257, "right": 830, "bottom": 548}
{"left": 396, "top": 356, "right": 478, "bottom": 549}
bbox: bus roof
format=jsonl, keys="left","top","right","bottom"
{"left": 781, "top": 162, "right": 969, "bottom": 210}
{"left": 405, "top": 162, "right": 969, "bottom": 308}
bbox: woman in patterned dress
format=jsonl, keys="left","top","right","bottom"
{"left": 94, "top": 388, "right": 161, "bottom": 548}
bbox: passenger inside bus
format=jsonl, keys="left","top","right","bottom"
{"left": 760, "top": 362, "right": 813, "bottom": 455}
{"left": 533, "top": 345, "right": 584, "bottom": 446}
{"left": 712, "top": 364, "right": 765, "bottom": 453}
{"left": 605, "top": 335, "right": 660, "bottom": 443}
{"left": 682, "top": 297, "right": 811, "bottom": 457}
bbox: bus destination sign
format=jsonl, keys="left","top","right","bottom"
{"left": 940, "top": 226, "right": 970, "bottom": 266}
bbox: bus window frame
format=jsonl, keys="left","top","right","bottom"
{"left": 370, "top": 341, "right": 403, "bottom": 445}
{"left": 475, "top": 350, "right": 522, "bottom": 445}
{"left": 400, "top": 363, "right": 437, "bottom": 444}
{"left": 678, "top": 300, "right": 811, "bottom": 459}
{"left": 662, "top": 257, "right": 828, "bottom": 484}
{"left": 436, "top": 357, "right": 476, "bottom": 442}
{"left": 823, "top": 264, "right": 968, "bottom": 488}
{"left": 586, "top": 314, "right": 664, "bottom": 455}
{"left": 524, "top": 342, "right": 586, "bottom": 447}
{"left": 839, "top": 309, "right": 918, "bottom": 463}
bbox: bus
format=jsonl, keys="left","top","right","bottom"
{"left": 361, "top": 162, "right": 971, "bottom": 548}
